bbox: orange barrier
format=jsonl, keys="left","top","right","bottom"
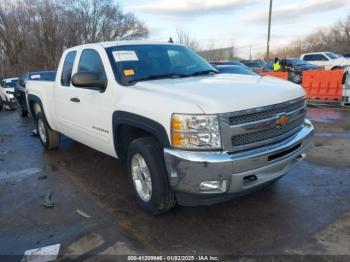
{"left": 260, "top": 71, "right": 288, "bottom": 80}
{"left": 301, "top": 70, "right": 343, "bottom": 101}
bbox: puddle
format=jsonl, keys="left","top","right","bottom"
{"left": 307, "top": 108, "right": 347, "bottom": 123}
{"left": 315, "top": 131, "right": 350, "bottom": 138}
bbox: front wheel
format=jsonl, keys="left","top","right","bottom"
{"left": 36, "top": 112, "right": 60, "bottom": 149}
{"left": 127, "top": 137, "right": 176, "bottom": 215}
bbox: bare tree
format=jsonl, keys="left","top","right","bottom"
{"left": 0, "top": 0, "right": 149, "bottom": 77}
{"left": 269, "top": 14, "right": 350, "bottom": 58}
{"left": 176, "top": 28, "right": 200, "bottom": 52}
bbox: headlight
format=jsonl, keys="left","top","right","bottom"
{"left": 171, "top": 114, "right": 221, "bottom": 150}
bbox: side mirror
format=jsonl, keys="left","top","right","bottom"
{"left": 71, "top": 72, "right": 107, "bottom": 91}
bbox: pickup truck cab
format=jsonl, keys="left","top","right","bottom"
{"left": 300, "top": 52, "right": 350, "bottom": 70}
{"left": 26, "top": 41, "right": 314, "bottom": 214}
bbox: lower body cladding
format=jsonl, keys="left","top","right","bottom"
{"left": 164, "top": 120, "right": 314, "bottom": 206}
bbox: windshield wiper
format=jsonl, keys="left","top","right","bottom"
{"left": 188, "top": 69, "right": 218, "bottom": 77}
{"left": 128, "top": 73, "right": 188, "bottom": 84}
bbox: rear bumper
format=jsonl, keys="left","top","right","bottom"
{"left": 164, "top": 119, "right": 314, "bottom": 206}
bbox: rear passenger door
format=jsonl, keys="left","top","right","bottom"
{"left": 54, "top": 50, "right": 81, "bottom": 136}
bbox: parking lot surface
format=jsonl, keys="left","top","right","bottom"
{"left": 0, "top": 107, "right": 350, "bottom": 260}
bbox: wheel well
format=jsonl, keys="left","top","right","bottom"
{"left": 115, "top": 124, "right": 160, "bottom": 161}
{"left": 29, "top": 101, "right": 42, "bottom": 121}
{"left": 331, "top": 66, "right": 342, "bottom": 70}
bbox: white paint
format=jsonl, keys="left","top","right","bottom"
{"left": 112, "top": 50, "right": 139, "bottom": 62}
{"left": 23, "top": 243, "right": 60, "bottom": 262}
{"left": 26, "top": 41, "right": 305, "bottom": 160}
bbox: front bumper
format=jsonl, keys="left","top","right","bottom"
{"left": 164, "top": 119, "right": 314, "bottom": 206}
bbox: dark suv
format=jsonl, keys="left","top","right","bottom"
{"left": 264, "top": 58, "right": 320, "bottom": 83}
{"left": 15, "top": 71, "right": 56, "bottom": 117}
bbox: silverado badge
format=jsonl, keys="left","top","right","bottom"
{"left": 276, "top": 114, "right": 289, "bottom": 127}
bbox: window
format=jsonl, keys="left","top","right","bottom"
{"left": 325, "top": 52, "right": 338, "bottom": 60}
{"left": 303, "top": 55, "right": 312, "bottom": 61}
{"left": 78, "top": 49, "right": 106, "bottom": 81}
{"left": 61, "top": 51, "right": 77, "bottom": 86}
{"left": 106, "top": 44, "right": 216, "bottom": 86}
{"left": 315, "top": 54, "right": 328, "bottom": 61}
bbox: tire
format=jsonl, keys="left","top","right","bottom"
{"left": 35, "top": 112, "right": 60, "bottom": 149}
{"left": 0, "top": 98, "right": 3, "bottom": 112}
{"left": 127, "top": 137, "right": 176, "bottom": 215}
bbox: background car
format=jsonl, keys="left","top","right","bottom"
{"left": 0, "top": 77, "right": 18, "bottom": 111}
{"left": 213, "top": 65, "right": 258, "bottom": 76}
{"left": 240, "top": 60, "right": 266, "bottom": 74}
{"left": 300, "top": 52, "right": 350, "bottom": 70}
{"left": 15, "top": 71, "right": 56, "bottom": 117}
{"left": 210, "top": 61, "right": 252, "bottom": 71}
{"left": 264, "top": 58, "right": 320, "bottom": 83}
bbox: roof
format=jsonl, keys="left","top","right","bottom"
{"left": 76, "top": 40, "right": 181, "bottom": 49}
{"left": 2, "top": 77, "right": 18, "bottom": 81}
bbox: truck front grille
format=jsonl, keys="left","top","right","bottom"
{"left": 220, "top": 97, "right": 306, "bottom": 152}
{"left": 231, "top": 117, "right": 304, "bottom": 146}
{"left": 229, "top": 99, "right": 305, "bottom": 126}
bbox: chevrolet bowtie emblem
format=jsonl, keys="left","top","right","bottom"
{"left": 276, "top": 114, "right": 289, "bottom": 127}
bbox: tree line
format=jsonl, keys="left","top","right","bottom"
{"left": 0, "top": 0, "right": 148, "bottom": 77}
{"left": 270, "top": 14, "right": 350, "bottom": 59}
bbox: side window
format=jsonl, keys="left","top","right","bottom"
{"left": 320, "top": 55, "right": 329, "bottom": 61}
{"left": 78, "top": 49, "right": 107, "bottom": 81}
{"left": 303, "top": 55, "right": 312, "bottom": 61}
{"left": 61, "top": 51, "right": 77, "bottom": 86}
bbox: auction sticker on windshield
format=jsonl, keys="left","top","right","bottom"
{"left": 112, "top": 50, "right": 139, "bottom": 62}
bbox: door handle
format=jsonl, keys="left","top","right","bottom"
{"left": 70, "top": 97, "right": 80, "bottom": 103}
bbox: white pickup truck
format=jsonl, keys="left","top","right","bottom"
{"left": 26, "top": 41, "right": 314, "bottom": 214}
{"left": 300, "top": 52, "right": 350, "bottom": 70}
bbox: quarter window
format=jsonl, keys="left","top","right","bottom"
{"left": 78, "top": 49, "right": 107, "bottom": 81}
{"left": 61, "top": 51, "right": 77, "bottom": 86}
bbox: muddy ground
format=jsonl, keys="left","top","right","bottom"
{"left": 0, "top": 107, "right": 349, "bottom": 261}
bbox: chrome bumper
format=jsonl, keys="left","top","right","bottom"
{"left": 164, "top": 120, "right": 314, "bottom": 205}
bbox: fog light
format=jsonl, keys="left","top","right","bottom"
{"left": 199, "top": 180, "right": 228, "bottom": 193}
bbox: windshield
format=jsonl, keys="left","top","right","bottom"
{"left": 216, "top": 65, "right": 257, "bottom": 76}
{"left": 326, "top": 52, "right": 339, "bottom": 60}
{"left": 2, "top": 79, "right": 18, "bottom": 88}
{"left": 106, "top": 44, "right": 217, "bottom": 85}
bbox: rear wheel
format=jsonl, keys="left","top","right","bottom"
{"left": 0, "top": 98, "right": 3, "bottom": 112}
{"left": 36, "top": 112, "right": 60, "bottom": 149}
{"left": 127, "top": 137, "right": 176, "bottom": 215}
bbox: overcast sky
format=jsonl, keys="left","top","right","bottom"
{"left": 119, "top": 0, "right": 350, "bottom": 58}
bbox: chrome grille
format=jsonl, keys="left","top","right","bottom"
{"left": 220, "top": 97, "right": 307, "bottom": 152}
{"left": 229, "top": 99, "right": 305, "bottom": 125}
{"left": 231, "top": 118, "right": 304, "bottom": 146}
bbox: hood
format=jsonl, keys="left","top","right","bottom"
{"left": 333, "top": 58, "right": 350, "bottom": 66}
{"left": 134, "top": 74, "right": 305, "bottom": 114}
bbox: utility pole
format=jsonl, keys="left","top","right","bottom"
{"left": 266, "top": 0, "right": 273, "bottom": 60}
{"left": 249, "top": 44, "right": 252, "bottom": 60}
